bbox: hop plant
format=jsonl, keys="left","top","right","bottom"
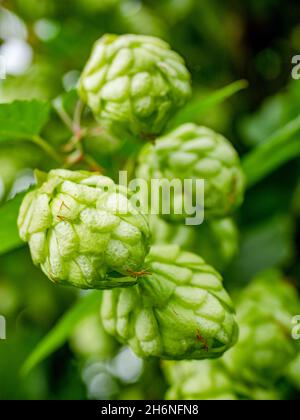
{"left": 78, "top": 34, "right": 191, "bottom": 138}
{"left": 163, "top": 359, "right": 284, "bottom": 400}
{"left": 101, "top": 245, "right": 238, "bottom": 360}
{"left": 18, "top": 169, "right": 150, "bottom": 290}
{"left": 150, "top": 215, "right": 239, "bottom": 271}
{"left": 137, "top": 123, "right": 245, "bottom": 220}
{"left": 223, "top": 270, "right": 300, "bottom": 387}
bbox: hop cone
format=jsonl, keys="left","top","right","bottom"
{"left": 18, "top": 169, "right": 150, "bottom": 289}
{"left": 150, "top": 215, "right": 239, "bottom": 271}
{"left": 223, "top": 270, "right": 300, "bottom": 387}
{"left": 78, "top": 34, "right": 191, "bottom": 138}
{"left": 101, "top": 245, "right": 238, "bottom": 359}
{"left": 163, "top": 360, "right": 238, "bottom": 400}
{"left": 163, "top": 359, "right": 283, "bottom": 401}
{"left": 137, "top": 123, "right": 245, "bottom": 219}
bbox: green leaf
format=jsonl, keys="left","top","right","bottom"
{"left": 243, "top": 114, "right": 300, "bottom": 187}
{"left": 0, "top": 192, "right": 26, "bottom": 255}
{"left": 168, "top": 79, "right": 248, "bottom": 129}
{"left": 22, "top": 291, "right": 102, "bottom": 376}
{"left": 0, "top": 100, "right": 51, "bottom": 142}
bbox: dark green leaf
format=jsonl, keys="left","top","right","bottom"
{"left": 22, "top": 291, "right": 102, "bottom": 376}
{"left": 0, "top": 100, "right": 51, "bottom": 142}
{"left": 0, "top": 193, "right": 26, "bottom": 255}
{"left": 243, "top": 114, "right": 300, "bottom": 187}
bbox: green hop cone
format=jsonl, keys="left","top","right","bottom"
{"left": 137, "top": 123, "right": 245, "bottom": 220}
{"left": 18, "top": 169, "right": 150, "bottom": 289}
{"left": 223, "top": 270, "right": 300, "bottom": 387}
{"left": 163, "top": 359, "right": 282, "bottom": 400}
{"left": 150, "top": 215, "right": 239, "bottom": 271}
{"left": 101, "top": 245, "right": 238, "bottom": 360}
{"left": 163, "top": 360, "right": 238, "bottom": 400}
{"left": 78, "top": 34, "right": 191, "bottom": 138}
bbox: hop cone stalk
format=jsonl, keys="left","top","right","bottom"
{"left": 223, "top": 270, "right": 300, "bottom": 387}
{"left": 150, "top": 215, "right": 239, "bottom": 271}
{"left": 137, "top": 123, "right": 245, "bottom": 220}
{"left": 18, "top": 169, "right": 150, "bottom": 289}
{"left": 78, "top": 34, "right": 191, "bottom": 138}
{"left": 101, "top": 245, "right": 238, "bottom": 360}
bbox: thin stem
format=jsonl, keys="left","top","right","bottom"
{"left": 31, "top": 135, "right": 63, "bottom": 164}
{"left": 73, "top": 100, "right": 84, "bottom": 132}
{"left": 53, "top": 97, "right": 74, "bottom": 132}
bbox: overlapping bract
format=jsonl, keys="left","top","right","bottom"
{"left": 137, "top": 123, "right": 245, "bottom": 220}
{"left": 18, "top": 169, "right": 150, "bottom": 289}
{"left": 78, "top": 34, "right": 191, "bottom": 137}
{"left": 101, "top": 245, "right": 238, "bottom": 360}
{"left": 163, "top": 359, "right": 281, "bottom": 400}
{"left": 163, "top": 360, "right": 238, "bottom": 400}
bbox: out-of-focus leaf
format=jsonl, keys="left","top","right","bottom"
{"left": 168, "top": 79, "right": 248, "bottom": 129}
{"left": 0, "top": 100, "right": 50, "bottom": 142}
{"left": 0, "top": 192, "right": 26, "bottom": 255}
{"left": 243, "top": 114, "right": 300, "bottom": 187}
{"left": 228, "top": 215, "right": 295, "bottom": 285}
{"left": 22, "top": 291, "right": 102, "bottom": 376}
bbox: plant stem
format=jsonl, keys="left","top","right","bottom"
{"left": 53, "top": 97, "right": 74, "bottom": 132}
{"left": 31, "top": 135, "right": 63, "bottom": 164}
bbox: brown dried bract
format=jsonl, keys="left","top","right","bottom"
{"left": 195, "top": 328, "right": 209, "bottom": 352}
{"left": 127, "top": 268, "right": 151, "bottom": 278}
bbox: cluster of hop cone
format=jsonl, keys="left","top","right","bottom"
{"left": 18, "top": 34, "right": 300, "bottom": 399}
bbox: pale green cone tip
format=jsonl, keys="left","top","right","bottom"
{"left": 137, "top": 123, "right": 246, "bottom": 220}
{"left": 78, "top": 34, "right": 191, "bottom": 138}
{"left": 101, "top": 244, "right": 239, "bottom": 360}
{"left": 18, "top": 169, "right": 151, "bottom": 290}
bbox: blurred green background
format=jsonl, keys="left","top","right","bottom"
{"left": 0, "top": 0, "right": 300, "bottom": 400}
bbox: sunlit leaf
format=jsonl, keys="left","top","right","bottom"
{"left": 0, "top": 100, "right": 51, "bottom": 142}
{"left": 0, "top": 192, "right": 26, "bottom": 255}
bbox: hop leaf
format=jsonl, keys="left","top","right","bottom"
{"left": 78, "top": 34, "right": 191, "bottom": 138}
{"left": 101, "top": 245, "right": 238, "bottom": 360}
{"left": 137, "top": 123, "right": 245, "bottom": 220}
{"left": 18, "top": 169, "right": 150, "bottom": 289}
{"left": 223, "top": 270, "right": 300, "bottom": 386}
